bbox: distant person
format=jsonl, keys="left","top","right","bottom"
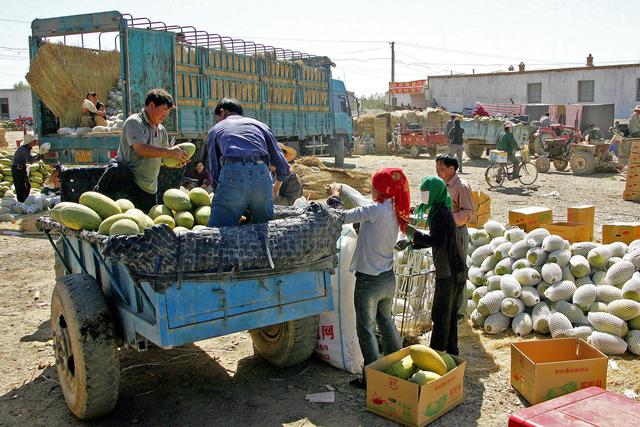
{"left": 11, "top": 134, "right": 43, "bottom": 202}
{"left": 445, "top": 114, "right": 456, "bottom": 144}
{"left": 629, "top": 105, "right": 640, "bottom": 137}
{"left": 472, "top": 102, "right": 489, "bottom": 117}
{"left": 447, "top": 119, "right": 465, "bottom": 173}
{"left": 430, "top": 98, "right": 438, "bottom": 108}
{"left": 81, "top": 92, "right": 107, "bottom": 127}
{"left": 185, "top": 161, "right": 214, "bottom": 193}
{"left": 497, "top": 123, "right": 520, "bottom": 177}
{"left": 539, "top": 112, "right": 551, "bottom": 128}
{"left": 273, "top": 143, "right": 303, "bottom": 206}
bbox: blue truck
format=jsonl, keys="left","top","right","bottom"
{"left": 29, "top": 11, "right": 352, "bottom": 167}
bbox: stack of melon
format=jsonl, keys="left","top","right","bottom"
{"left": 385, "top": 344, "right": 457, "bottom": 385}
{"left": 0, "top": 151, "right": 12, "bottom": 196}
{"left": 465, "top": 220, "right": 640, "bottom": 356}
{"left": 50, "top": 187, "right": 213, "bottom": 236}
{"left": 0, "top": 151, "right": 54, "bottom": 196}
{"left": 148, "top": 187, "right": 212, "bottom": 233}
{"left": 27, "top": 160, "right": 53, "bottom": 190}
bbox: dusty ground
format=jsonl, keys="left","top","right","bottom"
{"left": 1, "top": 134, "right": 639, "bottom": 426}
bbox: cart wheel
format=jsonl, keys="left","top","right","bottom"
{"left": 464, "top": 144, "right": 484, "bottom": 159}
{"left": 535, "top": 156, "right": 550, "bottom": 173}
{"left": 409, "top": 145, "right": 420, "bottom": 158}
{"left": 570, "top": 153, "right": 595, "bottom": 175}
{"left": 250, "top": 316, "right": 318, "bottom": 367}
{"left": 51, "top": 274, "right": 119, "bottom": 420}
{"left": 553, "top": 159, "right": 568, "bottom": 171}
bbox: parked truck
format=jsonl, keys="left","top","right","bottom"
{"left": 461, "top": 118, "right": 531, "bottom": 159}
{"left": 28, "top": 11, "right": 352, "bottom": 168}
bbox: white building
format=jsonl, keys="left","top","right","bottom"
{"left": 0, "top": 88, "right": 33, "bottom": 120}
{"left": 428, "top": 57, "right": 640, "bottom": 120}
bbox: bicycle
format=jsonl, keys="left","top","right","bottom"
{"left": 484, "top": 153, "right": 538, "bottom": 188}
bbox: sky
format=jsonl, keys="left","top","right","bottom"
{"left": 1, "top": 0, "right": 639, "bottom": 97}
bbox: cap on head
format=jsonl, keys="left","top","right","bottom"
{"left": 635, "top": 105, "right": 640, "bottom": 112}
{"left": 23, "top": 133, "right": 39, "bottom": 145}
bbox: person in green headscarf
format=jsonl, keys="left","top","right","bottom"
{"left": 397, "top": 176, "right": 466, "bottom": 355}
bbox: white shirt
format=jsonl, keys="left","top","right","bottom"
{"left": 341, "top": 185, "right": 400, "bottom": 275}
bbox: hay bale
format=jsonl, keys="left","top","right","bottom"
{"left": 292, "top": 156, "right": 371, "bottom": 200}
{"left": 26, "top": 43, "right": 120, "bottom": 127}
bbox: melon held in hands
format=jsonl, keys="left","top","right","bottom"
{"left": 162, "top": 142, "right": 196, "bottom": 168}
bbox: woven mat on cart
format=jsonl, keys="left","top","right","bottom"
{"left": 393, "top": 248, "right": 436, "bottom": 340}
{"left": 36, "top": 203, "right": 344, "bottom": 276}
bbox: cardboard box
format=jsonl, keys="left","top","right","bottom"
{"left": 542, "top": 222, "right": 592, "bottom": 243}
{"left": 623, "top": 190, "right": 640, "bottom": 202}
{"left": 469, "top": 191, "right": 491, "bottom": 227}
{"left": 511, "top": 338, "right": 607, "bottom": 405}
{"left": 509, "top": 206, "right": 553, "bottom": 232}
{"left": 366, "top": 347, "right": 466, "bottom": 426}
{"left": 602, "top": 222, "right": 640, "bottom": 244}
{"left": 508, "top": 387, "right": 640, "bottom": 427}
{"left": 567, "top": 205, "right": 594, "bottom": 241}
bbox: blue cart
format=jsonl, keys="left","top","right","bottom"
{"left": 40, "top": 218, "right": 336, "bottom": 420}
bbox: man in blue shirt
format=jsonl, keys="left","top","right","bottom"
{"left": 207, "top": 98, "right": 290, "bottom": 227}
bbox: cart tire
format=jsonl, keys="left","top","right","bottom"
{"left": 51, "top": 273, "right": 119, "bottom": 420}
{"left": 250, "top": 316, "right": 318, "bottom": 368}
{"left": 464, "top": 144, "right": 484, "bottom": 159}
{"left": 409, "top": 145, "right": 420, "bottom": 158}
{"left": 553, "top": 159, "right": 569, "bottom": 171}
{"left": 570, "top": 153, "right": 595, "bottom": 175}
{"left": 535, "top": 156, "right": 550, "bottom": 173}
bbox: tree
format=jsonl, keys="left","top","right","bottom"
{"left": 13, "top": 81, "right": 30, "bottom": 90}
{"left": 360, "top": 93, "right": 385, "bottom": 110}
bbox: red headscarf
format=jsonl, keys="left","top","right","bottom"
{"left": 371, "top": 168, "right": 410, "bottom": 233}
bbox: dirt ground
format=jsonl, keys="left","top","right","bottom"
{"left": 1, "top": 134, "right": 640, "bottom": 426}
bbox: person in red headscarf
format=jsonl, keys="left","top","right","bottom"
{"left": 326, "top": 168, "right": 410, "bottom": 388}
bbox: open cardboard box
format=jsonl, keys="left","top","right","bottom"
{"left": 511, "top": 338, "right": 607, "bottom": 405}
{"left": 365, "top": 347, "right": 466, "bottom": 426}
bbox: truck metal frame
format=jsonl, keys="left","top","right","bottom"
{"left": 30, "top": 11, "right": 352, "bottom": 166}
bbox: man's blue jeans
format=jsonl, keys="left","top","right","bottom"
{"left": 354, "top": 269, "right": 402, "bottom": 367}
{"left": 208, "top": 161, "right": 274, "bottom": 227}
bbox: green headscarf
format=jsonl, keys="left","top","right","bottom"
{"left": 414, "top": 176, "right": 452, "bottom": 223}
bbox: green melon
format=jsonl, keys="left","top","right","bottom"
{"left": 98, "top": 213, "right": 139, "bottom": 235}
{"left": 79, "top": 191, "right": 121, "bottom": 219}
{"left": 59, "top": 203, "right": 102, "bottom": 231}
{"left": 194, "top": 206, "right": 210, "bottom": 225}
{"left": 50, "top": 202, "right": 76, "bottom": 223}
{"left": 154, "top": 214, "right": 175, "bottom": 229}
{"left": 163, "top": 189, "right": 191, "bottom": 212}
{"left": 148, "top": 204, "right": 173, "bottom": 219}
{"left": 162, "top": 142, "right": 197, "bottom": 168}
{"left": 126, "top": 208, "right": 154, "bottom": 230}
{"left": 109, "top": 219, "right": 140, "bottom": 236}
{"left": 192, "top": 225, "right": 208, "bottom": 231}
{"left": 188, "top": 187, "right": 210, "bottom": 208}
{"left": 115, "top": 199, "right": 135, "bottom": 212}
{"left": 173, "top": 226, "right": 189, "bottom": 233}
{"left": 175, "top": 211, "right": 195, "bottom": 229}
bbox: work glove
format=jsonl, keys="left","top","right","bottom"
{"left": 394, "top": 239, "right": 412, "bottom": 251}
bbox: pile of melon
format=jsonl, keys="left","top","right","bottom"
{"left": 0, "top": 151, "right": 54, "bottom": 197}
{"left": 385, "top": 344, "right": 458, "bottom": 385}
{"left": 465, "top": 220, "right": 640, "bottom": 356}
{"left": 50, "top": 187, "right": 212, "bottom": 236}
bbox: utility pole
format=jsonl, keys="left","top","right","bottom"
{"left": 389, "top": 41, "right": 395, "bottom": 111}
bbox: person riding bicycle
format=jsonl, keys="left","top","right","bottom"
{"left": 497, "top": 123, "right": 520, "bottom": 178}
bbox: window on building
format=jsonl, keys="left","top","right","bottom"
{"left": 637, "top": 78, "right": 640, "bottom": 101}
{"left": 527, "top": 83, "right": 542, "bottom": 103}
{"left": 578, "top": 80, "right": 594, "bottom": 103}
{"left": 0, "top": 98, "right": 8, "bottom": 119}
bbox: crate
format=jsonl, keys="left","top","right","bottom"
{"left": 469, "top": 190, "right": 491, "bottom": 228}
{"left": 509, "top": 206, "right": 553, "bottom": 232}
{"left": 542, "top": 222, "right": 592, "bottom": 243}
{"left": 489, "top": 149, "right": 508, "bottom": 163}
{"left": 602, "top": 222, "right": 640, "bottom": 244}
{"left": 567, "top": 205, "right": 594, "bottom": 241}
{"left": 623, "top": 190, "right": 640, "bottom": 202}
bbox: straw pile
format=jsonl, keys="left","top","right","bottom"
{"left": 26, "top": 43, "right": 120, "bottom": 127}
{"left": 354, "top": 114, "right": 376, "bottom": 137}
{"left": 292, "top": 156, "right": 371, "bottom": 200}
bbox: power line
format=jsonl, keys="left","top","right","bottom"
{"left": 0, "top": 18, "right": 29, "bottom": 24}
{"left": 244, "top": 36, "right": 386, "bottom": 44}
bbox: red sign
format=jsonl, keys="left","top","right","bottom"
{"left": 389, "top": 80, "right": 427, "bottom": 95}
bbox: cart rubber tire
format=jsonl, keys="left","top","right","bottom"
{"left": 570, "top": 153, "right": 595, "bottom": 175}
{"left": 409, "top": 145, "right": 420, "bottom": 158}
{"left": 250, "top": 316, "right": 318, "bottom": 368}
{"left": 535, "top": 156, "right": 550, "bottom": 173}
{"left": 334, "top": 137, "right": 345, "bottom": 168}
{"left": 51, "top": 273, "right": 119, "bottom": 420}
{"left": 553, "top": 159, "right": 569, "bottom": 171}
{"left": 464, "top": 144, "right": 484, "bottom": 159}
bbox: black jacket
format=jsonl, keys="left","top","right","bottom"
{"left": 412, "top": 203, "right": 466, "bottom": 279}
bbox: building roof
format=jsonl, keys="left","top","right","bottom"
{"left": 428, "top": 62, "right": 640, "bottom": 79}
